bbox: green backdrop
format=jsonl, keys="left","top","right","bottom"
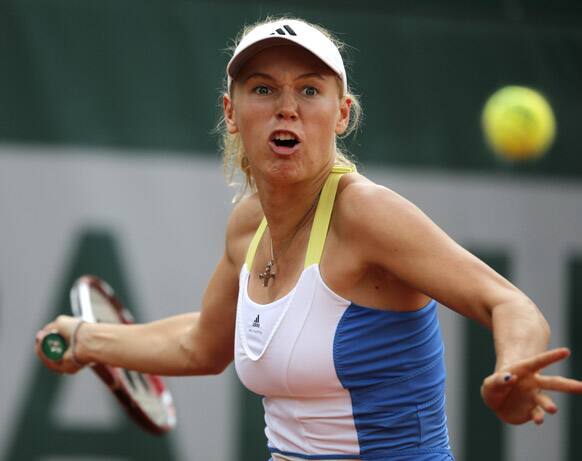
{"left": 1, "top": 0, "right": 581, "bottom": 176}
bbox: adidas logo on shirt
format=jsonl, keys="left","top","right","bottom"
{"left": 252, "top": 315, "right": 261, "bottom": 328}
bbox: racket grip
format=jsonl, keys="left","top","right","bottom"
{"left": 41, "top": 332, "right": 68, "bottom": 361}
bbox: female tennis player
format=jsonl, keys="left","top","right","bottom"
{"left": 36, "top": 17, "right": 582, "bottom": 460}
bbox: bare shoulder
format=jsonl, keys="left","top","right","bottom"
{"left": 333, "top": 172, "right": 461, "bottom": 274}
{"left": 224, "top": 193, "right": 263, "bottom": 269}
{"left": 334, "top": 173, "right": 422, "bottom": 237}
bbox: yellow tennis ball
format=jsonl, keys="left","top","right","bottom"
{"left": 481, "top": 86, "right": 556, "bottom": 161}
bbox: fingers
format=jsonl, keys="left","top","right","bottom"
{"left": 534, "top": 392, "right": 557, "bottom": 414}
{"left": 61, "top": 350, "right": 85, "bottom": 374}
{"left": 481, "top": 372, "right": 516, "bottom": 410}
{"left": 530, "top": 392, "right": 559, "bottom": 425}
{"left": 510, "top": 348, "right": 571, "bottom": 376}
{"left": 35, "top": 315, "right": 83, "bottom": 375}
{"left": 39, "top": 315, "right": 77, "bottom": 340}
{"left": 482, "top": 372, "right": 515, "bottom": 392}
{"left": 483, "top": 347, "right": 578, "bottom": 426}
{"left": 537, "top": 375, "right": 582, "bottom": 393}
{"left": 531, "top": 406, "right": 545, "bottom": 425}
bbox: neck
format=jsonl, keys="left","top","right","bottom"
{"left": 255, "top": 166, "right": 330, "bottom": 248}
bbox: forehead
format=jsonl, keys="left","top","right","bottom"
{"left": 235, "top": 44, "right": 337, "bottom": 80}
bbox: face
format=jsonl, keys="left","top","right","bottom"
{"left": 224, "top": 44, "right": 351, "bottom": 186}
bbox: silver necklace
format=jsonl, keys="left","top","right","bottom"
{"left": 259, "top": 196, "right": 319, "bottom": 288}
{"left": 258, "top": 239, "right": 276, "bottom": 287}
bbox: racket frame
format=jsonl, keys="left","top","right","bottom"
{"left": 70, "top": 275, "right": 177, "bottom": 435}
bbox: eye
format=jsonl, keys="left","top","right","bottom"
{"left": 253, "top": 85, "right": 272, "bottom": 96}
{"left": 302, "top": 86, "right": 319, "bottom": 96}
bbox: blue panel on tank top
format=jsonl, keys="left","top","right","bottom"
{"left": 333, "top": 300, "right": 453, "bottom": 460}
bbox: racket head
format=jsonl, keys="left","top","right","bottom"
{"left": 70, "top": 275, "right": 177, "bottom": 435}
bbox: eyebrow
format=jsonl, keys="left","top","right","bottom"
{"left": 243, "top": 72, "right": 274, "bottom": 83}
{"left": 243, "top": 72, "right": 326, "bottom": 83}
{"left": 297, "top": 72, "right": 326, "bottom": 81}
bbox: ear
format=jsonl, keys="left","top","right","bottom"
{"left": 223, "top": 93, "right": 238, "bottom": 134}
{"left": 335, "top": 96, "right": 352, "bottom": 135}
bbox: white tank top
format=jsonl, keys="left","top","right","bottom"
{"left": 235, "top": 166, "right": 361, "bottom": 459}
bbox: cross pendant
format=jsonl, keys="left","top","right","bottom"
{"left": 259, "top": 260, "right": 276, "bottom": 287}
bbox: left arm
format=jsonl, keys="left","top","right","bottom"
{"left": 339, "top": 181, "right": 582, "bottom": 424}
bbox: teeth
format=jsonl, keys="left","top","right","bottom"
{"left": 273, "top": 131, "right": 297, "bottom": 141}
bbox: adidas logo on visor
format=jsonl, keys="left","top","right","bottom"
{"left": 270, "top": 25, "right": 297, "bottom": 36}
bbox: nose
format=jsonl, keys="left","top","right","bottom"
{"left": 276, "top": 89, "right": 298, "bottom": 121}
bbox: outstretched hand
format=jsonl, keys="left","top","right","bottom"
{"left": 481, "top": 347, "right": 582, "bottom": 425}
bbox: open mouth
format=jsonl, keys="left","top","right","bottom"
{"left": 271, "top": 131, "right": 300, "bottom": 149}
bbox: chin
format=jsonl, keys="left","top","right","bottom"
{"left": 268, "top": 162, "right": 304, "bottom": 183}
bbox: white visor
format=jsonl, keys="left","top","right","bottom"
{"left": 226, "top": 19, "right": 347, "bottom": 95}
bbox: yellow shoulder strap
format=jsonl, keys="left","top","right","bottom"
{"left": 244, "top": 217, "right": 268, "bottom": 271}
{"left": 244, "top": 165, "right": 355, "bottom": 271}
{"left": 304, "top": 165, "right": 355, "bottom": 268}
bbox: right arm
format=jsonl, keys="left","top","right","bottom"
{"left": 36, "top": 251, "right": 239, "bottom": 376}
{"left": 79, "top": 249, "right": 239, "bottom": 376}
{"left": 35, "top": 196, "right": 261, "bottom": 376}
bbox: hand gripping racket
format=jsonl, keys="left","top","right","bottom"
{"left": 41, "top": 275, "right": 177, "bottom": 435}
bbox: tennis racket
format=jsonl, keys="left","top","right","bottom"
{"left": 40, "top": 275, "right": 177, "bottom": 435}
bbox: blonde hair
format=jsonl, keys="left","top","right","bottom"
{"left": 218, "top": 16, "right": 363, "bottom": 200}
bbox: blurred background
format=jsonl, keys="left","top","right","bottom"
{"left": 1, "top": 1, "right": 581, "bottom": 460}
